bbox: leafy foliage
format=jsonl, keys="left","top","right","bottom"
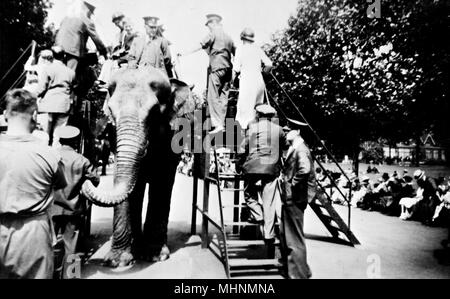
{"left": 0, "top": 0, "right": 53, "bottom": 106}
{"left": 360, "top": 141, "right": 384, "bottom": 164}
{"left": 266, "top": 0, "right": 450, "bottom": 161}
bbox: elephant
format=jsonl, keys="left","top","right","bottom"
{"left": 82, "top": 67, "right": 197, "bottom": 267}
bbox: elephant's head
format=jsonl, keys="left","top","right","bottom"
{"left": 82, "top": 68, "right": 196, "bottom": 207}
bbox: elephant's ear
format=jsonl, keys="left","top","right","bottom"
{"left": 169, "top": 78, "right": 199, "bottom": 123}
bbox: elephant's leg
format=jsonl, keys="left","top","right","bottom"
{"left": 129, "top": 176, "right": 146, "bottom": 257}
{"left": 104, "top": 176, "right": 146, "bottom": 267}
{"left": 143, "top": 156, "right": 179, "bottom": 261}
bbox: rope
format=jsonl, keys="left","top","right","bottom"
{"left": 0, "top": 42, "right": 34, "bottom": 87}
{"left": 265, "top": 89, "right": 289, "bottom": 121}
{"left": 0, "top": 70, "right": 27, "bottom": 105}
{"left": 269, "top": 71, "right": 353, "bottom": 183}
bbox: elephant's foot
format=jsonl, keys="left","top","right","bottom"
{"left": 103, "top": 249, "right": 135, "bottom": 268}
{"left": 148, "top": 244, "right": 170, "bottom": 263}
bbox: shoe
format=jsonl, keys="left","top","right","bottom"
{"left": 265, "top": 239, "right": 276, "bottom": 259}
{"left": 209, "top": 126, "right": 224, "bottom": 135}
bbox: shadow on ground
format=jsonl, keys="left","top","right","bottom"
{"left": 81, "top": 221, "right": 225, "bottom": 279}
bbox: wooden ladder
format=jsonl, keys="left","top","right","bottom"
{"left": 309, "top": 187, "right": 361, "bottom": 246}
{"left": 192, "top": 138, "right": 282, "bottom": 278}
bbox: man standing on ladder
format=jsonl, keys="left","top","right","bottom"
{"left": 55, "top": 0, "right": 107, "bottom": 161}
{"left": 280, "top": 121, "right": 316, "bottom": 279}
{"left": 55, "top": 0, "right": 107, "bottom": 103}
{"left": 178, "top": 14, "right": 235, "bottom": 134}
{"left": 237, "top": 104, "right": 287, "bottom": 258}
{"left": 34, "top": 47, "right": 75, "bottom": 147}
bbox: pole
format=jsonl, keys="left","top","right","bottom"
{"left": 191, "top": 174, "right": 198, "bottom": 235}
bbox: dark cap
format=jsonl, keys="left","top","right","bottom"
{"left": 143, "top": 16, "right": 161, "bottom": 27}
{"left": 286, "top": 118, "right": 308, "bottom": 129}
{"left": 112, "top": 11, "right": 125, "bottom": 22}
{"left": 240, "top": 27, "right": 255, "bottom": 42}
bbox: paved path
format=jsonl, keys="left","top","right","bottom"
{"left": 81, "top": 173, "right": 450, "bottom": 279}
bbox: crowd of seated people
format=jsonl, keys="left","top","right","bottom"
{"left": 176, "top": 150, "right": 237, "bottom": 181}
{"left": 319, "top": 166, "right": 450, "bottom": 227}
{"left": 176, "top": 152, "right": 194, "bottom": 176}
{"left": 177, "top": 153, "right": 450, "bottom": 230}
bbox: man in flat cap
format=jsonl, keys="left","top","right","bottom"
{"left": 237, "top": 104, "right": 287, "bottom": 258}
{"left": 280, "top": 120, "right": 315, "bottom": 279}
{"left": 179, "top": 14, "right": 235, "bottom": 134}
{"left": 51, "top": 125, "right": 99, "bottom": 277}
{"left": 126, "top": 16, "right": 173, "bottom": 77}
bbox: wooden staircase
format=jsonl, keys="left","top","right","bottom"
{"left": 192, "top": 139, "right": 283, "bottom": 278}
{"left": 309, "top": 191, "right": 360, "bottom": 246}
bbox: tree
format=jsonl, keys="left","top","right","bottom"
{"left": 266, "top": 0, "right": 450, "bottom": 170}
{"left": 0, "top": 0, "right": 53, "bottom": 108}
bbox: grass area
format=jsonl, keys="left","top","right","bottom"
{"left": 322, "top": 162, "right": 450, "bottom": 181}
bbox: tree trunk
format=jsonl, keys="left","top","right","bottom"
{"left": 414, "top": 134, "right": 421, "bottom": 167}
{"left": 352, "top": 141, "right": 360, "bottom": 176}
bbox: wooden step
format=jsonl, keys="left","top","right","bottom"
{"left": 225, "top": 221, "right": 261, "bottom": 227}
{"left": 226, "top": 239, "right": 280, "bottom": 247}
{"left": 229, "top": 258, "right": 282, "bottom": 269}
{"left": 222, "top": 204, "right": 247, "bottom": 208}
{"left": 309, "top": 196, "right": 361, "bottom": 246}
{"left": 220, "top": 188, "right": 245, "bottom": 192}
{"left": 230, "top": 269, "right": 282, "bottom": 278}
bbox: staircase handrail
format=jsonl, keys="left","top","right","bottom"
{"left": 267, "top": 71, "right": 354, "bottom": 229}
{"left": 268, "top": 71, "right": 354, "bottom": 196}
{"left": 0, "top": 70, "right": 27, "bottom": 105}
{"left": 0, "top": 41, "right": 35, "bottom": 87}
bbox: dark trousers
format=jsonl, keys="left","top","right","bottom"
{"left": 416, "top": 196, "right": 440, "bottom": 224}
{"left": 42, "top": 112, "right": 69, "bottom": 146}
{"left": 207, "top": 68, "right": 231, "bottom": 128}
{"left": 280, "top": 200, "right": 311, "bottom": 279}
{"left": 66, "top": 54, "right": 96, "bottom": 109}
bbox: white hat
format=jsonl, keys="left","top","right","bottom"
{"left": 56, "top": 125, "right": 80, "bottom": 140}
{"left": 286, "top": 130, "right": 300, "bottom": 142}
{"left": 255, "top": 104, "right": 276, "bottom": 116}
{"left": 413, "top": 169, "right": 424, "bottom": 180}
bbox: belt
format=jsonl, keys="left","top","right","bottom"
{"left": 0, "top": 211, "right": 47, "bottom": 221}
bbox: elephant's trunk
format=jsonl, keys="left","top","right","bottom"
{"left": 82, "top": 113, "right": 147, "bottom": 207}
